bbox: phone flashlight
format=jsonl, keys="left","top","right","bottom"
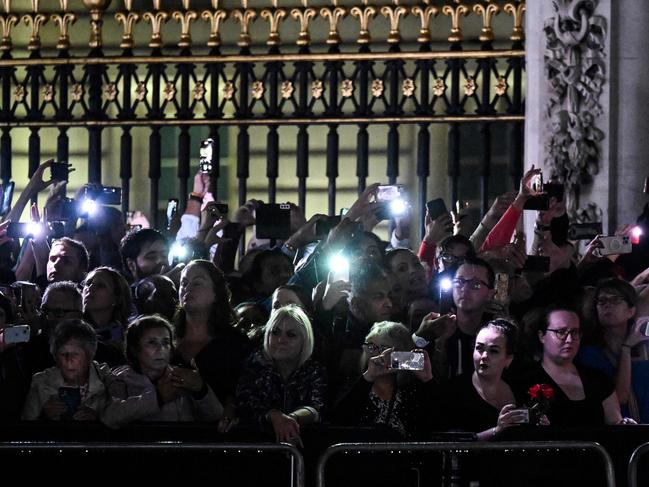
{"left": 170, "top": 242, "right": 188, "bottom": 261}
{"left": 329, "top": 253, "right": 350, "bottom": 282}
{"left": 81, "top": 198, "right": 98, "bottom": 216}
{"left": 439, "top": 277, "right": 453, "bottom": 292}
{"left": 631, "top": 226, "right": 643, "bottom": 245}
{"left": 26, "top": 221, "right": 43, "bottom": 238}
{"left": 389, "top": 198, "right": 408, "bottom": 217}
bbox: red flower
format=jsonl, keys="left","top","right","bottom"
{"left": 540, "top": 384, "right": 554, "bottom": 400}
{"left": 528, "top": 383, "right": 554, "bottom": 402}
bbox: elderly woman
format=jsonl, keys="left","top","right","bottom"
{"left": 236, "top": 305, "right": 326, "bottom": 446}
{"left": 522, "top": 303, "right": 632, "bottom": 426}
{"left": 332, "top": 321, "right": 434, "bottom": 439}
{"left": 440, "top": 319, "right": 530, "bottom": 440}
{"left": 103, "top": 315, "right": 223, "bottom": 428}
{"left": 22, "top": 319, "right": 112, "bottom": 421}
{"left": 576, "top": 278, "right": 649, "bottom": 422}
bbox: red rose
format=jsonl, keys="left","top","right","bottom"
{"left": 540, "top": 384, "right": 554, "bottom": 400}
{"left": 528, "top": 384, "right": 542, "bottom": 400}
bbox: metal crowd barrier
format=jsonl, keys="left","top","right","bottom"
{"left": 0, "top": 442, "right": 304, "bottom": 487}
{"left": 627, "top": 441, "right": 649, "bottom": 487}
{"left": 315, "top": 441, "right": 616, "bottom": 487}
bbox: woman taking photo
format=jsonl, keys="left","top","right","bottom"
{"left": 440, "top": 319, "right": 529, "bottom": 440}
{"left": 103, "top": 315, "right": 223, "bottom": 428}
{"left": 173, "top": 260, "right": 249, "bottom": 431}
{"left": 236, "top": 304, "right": 326, "bottom": 446}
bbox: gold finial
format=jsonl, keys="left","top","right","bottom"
{"left": 442, "top": 2, "right": 469, "bottom": 43}
{"left": 473, "top": 2, "right": 500, "bottom": 43}
{"left": 22, "top": 12, "right": 47, "bottom": 50}
{"left": 2, "top": 1, "right": 10, "bottom": 14}
{"left": 504, "top": 2, "right": 525, "bottom": 42}
{"left": 260, "top": 8, "right": 286, "bottom": 46}
{"left": 182, "top": 0, "right": 190, "bottom": 9}
{"left": 0, "top": 14, "right": 17, "bottom": 50}
{"left": 291, "top": 7, "right": 316, "bottom": 46}
{"left": 59, "top": 0, "right": 69, "bottom": 9}
{"left": 320, "top": 6, "right": 347, "bottom": 45}
{"left": 143, "top": 10, "right": 169, "bottom": 48}
{"left": 173, "top": 9, "right": 198, "bottom": 47}
{"left": 30, "top": 0, "right": 39, "bottom": 12}
{"left": 51, "top": 12, "right": 77, "bottom": 50}
{"left": 82, "top": 0, "right": 112, "bottom": 48}
{"left": 202, "top": 8, "right": 227, "bottom": 47}
{"left": 152, "top": 0, "right": 161, "bottom": 10}
{"left": 350, "top": 5, "right": 376, "bottom": 45}
{"left": 124, "top": 0, "right": 133, "bottom": 10}
{"left": 211, "top": 0, "right": 219, "bottom": 7}
{"left": 380, "top": 5, "right": 407, "bottom": 44}
{"left": 411, "top": 2, "right": 438, "bottom": 44}
{"left": 232, "top": 7, "right": 256, "bottom": 47}
{"left": 115, "top": 10, "right": 139, "bottom": 49}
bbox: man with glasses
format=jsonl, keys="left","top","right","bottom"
{"left": 413, "top": 256, "right": 496, "bottom": 379}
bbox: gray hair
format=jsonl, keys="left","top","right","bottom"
{"left": 365, "top": 321, "right": 414, "bottom": 352}
{"left": 263, "top": 304, "right": 314, "bottom": 368}
{"left": 49, "top": 319, "right": 98, "bottom": 361}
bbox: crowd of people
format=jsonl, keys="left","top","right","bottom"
{"left": 1, "top": 159, "right": 648, "bottom": 448}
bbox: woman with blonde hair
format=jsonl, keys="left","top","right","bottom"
{"left": 236, "top": 304, "right": 326, "bottom": 446}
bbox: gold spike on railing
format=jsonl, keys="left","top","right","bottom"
{"left": 173, "top": 8, "right": 198, "bottom": 48}
{"left": 59, "top": 0, "right": 69, "bottom": 9}
{"left": 0, "top": 13, "right": 16, "bottom": 50}
{"left": 320, "top": 5, "right": 347, "bottom": 45}
{"left": 350, "top": 4, "right": 376, "bottom": 45}
{"left": 381, "top": 5, "right": 407, "bottom": 44}
{"left": 51, "top": 11, "right": 77, "bottom": 50}
{"left": 232, "top": 7, "right": 256, "bottom": 48}
{"left": 504, "top": 2, "right": 525, "bottom": 42}
{"left": 202, "top": 6, "right": 227, "bottom": 47}
{"left": 260, "top": 7, "right": 287, "bottom": 46}
{"left": 115, "top": 9, "right": 139, "bottom": 49}
{"left": 143, "top": 9, "right": 168, "bottom": 48}
{"left": 22, "top": 11, "right": 47, "bottom": 50}
{"left": 411, "top": 0, "right": 438, "bottom": 44}
{"left": 291, "top": 6, "right": 316, "bottom": 46}
{"left": 473, "top": 1, "right": 500, "bottom": 43}
{"left": 442, "top": 1, "right": 470, "bottom": 43}
{"left": 2, "top": 0, "right": 9, "bottom": 14}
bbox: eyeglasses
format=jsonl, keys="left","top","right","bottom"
{"left": 439, "top": 252, "right": 461, "bottom": 263}
{"left": 363, "top": 342, "right": 390, "bottom": 356}
{"left": 42, "top": 307, "right": 81, "bottom": 318}
{"left": 452, "top": 277, "right": 491, "bottom": 291}
{"left": 596, "top": 295, "right": 626, "bottom": 307}
{"left": 546, "top": 328, "right": 583, "bottom": 340}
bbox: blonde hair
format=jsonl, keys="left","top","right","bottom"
{"left": 263, "top": 304, "right": 314, "bottom": 367}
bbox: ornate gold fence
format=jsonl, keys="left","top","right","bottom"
{"left": 0, "top": 0, "right": 524, "bottom": 229}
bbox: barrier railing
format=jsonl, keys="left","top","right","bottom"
{"left": 627, "top": 441, "right": 649, "bottom": 487}
{"left": 0, "top": 441, "right": 304, "bottom": 487}
{"left": 315, "top": 441, "right": 616, "bottom": 487}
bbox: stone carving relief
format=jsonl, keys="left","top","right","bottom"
{"left": 544, "top": 0, "right": 606, "bottom": 218}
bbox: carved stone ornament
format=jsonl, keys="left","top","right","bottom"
{"left": 544, "top": 0, "right": 607, "bottom": 216}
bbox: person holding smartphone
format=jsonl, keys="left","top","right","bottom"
{"left": 332, "top": 321, "right": 434, "bottom": 439}
{"left": 438, "top": 319, "right": 531, "bottom": 439}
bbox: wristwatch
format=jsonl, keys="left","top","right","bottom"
{"left": 412, "top": 333, "right": 429, "bottom": 348}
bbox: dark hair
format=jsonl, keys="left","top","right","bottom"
{"left": 537, "top": 302, "right": 581, "bottom": 335}
{"left": 125, "top": 314, "right": 174, "bottom": 373}
{"left": 42, "top": 280, "right": 82, "bottom": 309}
{"left": 82, "top": 266, "right": 133, "bottom": 326}
{"left": 351, "top": 259, "right": 388, "bottom": 297}
{"left": 0, "top": 291, "right": 14, "bottom": 323}
{"left": 454, "top": 255, "right": 495, "bottom": 288}
{"left": 49, "top": 319, "right": 98, "bottom": 360}
{"left": 439, "top": 235, "right": 476, "bottom": 256}
{"left": 174, "top": 259, "right": 237, "bottom": 338}
{"left": 595, "top": 277, "right": 638, "bottom": 309}
{"left": 119, "top": 228, "right": 168, "bottom": 273}
{"left": 244, "top": 249, "right": 293, "bottom": 290}
{"left": 384, "top": 248, "right": 419, "bottom": 268}
{"left": 273, "top": 284, "right": 315, "bottom": 317}
{"left": 51, "top": 237, "right": 89, "bottom": 275}
{"left": 479, "top": 318, "right": 519, "bottom": 355}
{"left": 350, "top": 231, "right": 386, "bottom": 260}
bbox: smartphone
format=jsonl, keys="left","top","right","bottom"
{"left": 255, "top": 203, "right": 292, "bottom": 239}
{"left": 58, "top": 386, "right": 81, "bottom": 418}
{"left": 50, "top": 162, "right": 69, "bottom": 182}
{"left": 567, "top": 222, "right": 603, "bottom": 240}
{"left": 510, "top": 407, "right": 530, "bottom": 424}
{"left": 166, "top": 198, "right": 178, "bottom": 229}
{"left": 377, "top": 185, "right": 404, "bottom": 202}
{"left": 199, "top": 138, "right": 214, "bottom": 174}
{"left": 315, "top": 215, "right": 341, "bottom": 239}
{"left": 524, "top": 183, "right": 565, "bottom": 211}
{"left": 7, "top": 222, "right": 37, "bottom": 239}
{"left": 84, "top": 185, "right": 122, "bottom": 206}
{"left": 426, "top": 198, "right": 448, "bottom": 221}
{"left": 389, "top": 351, "right": 425, "bottom": 371}
{"left": 522, "top": 255, "right": 551, "bottom": 272}
{"left": 0, "top": 181, "right": 14, "bottom": 216}
{"left": 214, "top": 203, "right": 228, "bottom": 215}
{"left": 1, "top": 324, "right": 30, "bottom": 345}
{"left": 596, "top": 235, "right": 632, "bottom": 256}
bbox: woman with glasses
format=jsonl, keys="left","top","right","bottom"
{"left": 522, "top": 303, "right": 631, "bottom": 426}
{"left": 332, "top": 321, "right": 435, "bottom": 439}
{"left": 576, "top": 278, "right": 649, "bottom": 422}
